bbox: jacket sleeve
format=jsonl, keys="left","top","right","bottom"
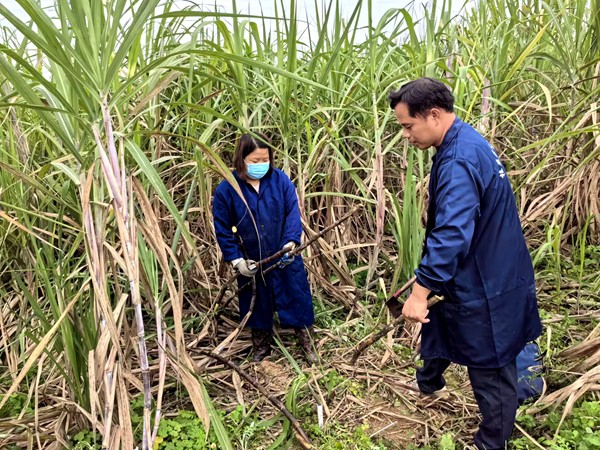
{"left": 212, "top": 184, "right": 242, "bottom": 262}
{"left": 415, "top": 158, "right": 482, "bottom": 292}
{"left": 280, "top": 173, "right": 303, "bottom": 247}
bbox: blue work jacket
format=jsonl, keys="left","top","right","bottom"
{"left": 212, "top": 168, "right": 314, "bottom": 331}
{"left": 416, "top": 117, "right": 542, "bottom": 368}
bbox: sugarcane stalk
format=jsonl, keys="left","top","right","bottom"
{"left": 151, "top": 317, "right": 167, "bottom": 443}
{"left": 350, "top": 295, "right": 441, "bottom": 364}
{"left": 94, "top": 99, "right": 154, "bottom": 450}
{"left": 213, "top": 227, "right": 258, "bottom": 354}
{"left": 216, "top": 206, "right": 361, "bottom": 314}
{"left": 101, "top": 358, "right": 117, "bottom": 450}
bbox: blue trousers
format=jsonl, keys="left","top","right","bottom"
{"left": 416, "top": 358, "right": 518, "bottom": 450}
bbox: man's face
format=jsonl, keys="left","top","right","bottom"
{"left": 393, "top": 102, "right": 440, "bottom": 149}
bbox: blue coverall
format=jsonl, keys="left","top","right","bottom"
{"left": 414, "top": 117, "right": 542, "bottom": 449}
{"left": 212, "top": 168, "right": 314, "bottom": 331}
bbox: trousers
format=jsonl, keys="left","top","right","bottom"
{"left": 416, "top": 358, "right": 518, "bottom": 449}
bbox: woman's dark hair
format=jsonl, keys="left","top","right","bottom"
{"left": 233, "top": 132, "right": 274, "bottom": 180}
{"left": 388, "top": 77, "right": 454, "bottom": 117}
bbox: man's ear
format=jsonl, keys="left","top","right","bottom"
{"left": 429, "top": 107, "right": 442, "bottom": 120}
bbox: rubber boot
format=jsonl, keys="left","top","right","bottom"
{"left": 295, "top": 326, "right": 318, "bottom": 365}
{"left": 251, "top": 329, "right": 272, "bottom": 362}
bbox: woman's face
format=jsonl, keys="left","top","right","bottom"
{"left": 244, "top": 147, "right": 270, "bottom": 164}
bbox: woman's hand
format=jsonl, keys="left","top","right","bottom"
{"left": 234, "top": 259, "right": 258, "bottom": 277}
{"left": 277, "top": 242, "right": 296, "bottom": 268}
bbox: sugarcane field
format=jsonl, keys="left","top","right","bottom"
{"left": 1, "top": 0, "right": 599, "bottom": 449}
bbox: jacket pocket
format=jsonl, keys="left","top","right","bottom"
{"left": 442, "top": 297, "right": 496, "bottom": 366}
{"left": 488, "top": 282, "right": 542, "bottom": 365}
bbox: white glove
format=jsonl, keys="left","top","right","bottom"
{"left": 282, "top": 242, "right": 296, "bottom": 253}
{"left": 233, "top": 259, "right": 258, "bottom": 277}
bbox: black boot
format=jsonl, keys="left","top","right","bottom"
{"left": 295, "top": 326, "right": 318, "bottom": 365}
{"left": 251, "top": 329, "right": 272, "bottom": 362}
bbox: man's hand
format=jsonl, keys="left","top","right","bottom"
{"left": 233, "top": 259, "right": 258, "bottom": 277}
{"left": 402, "top": 283, "right": 432, "bottom": 323}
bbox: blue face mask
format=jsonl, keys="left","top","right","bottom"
{"left": 246, "top": 162, "right": 270, "bottom": 180}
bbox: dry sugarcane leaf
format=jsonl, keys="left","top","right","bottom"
{"left": 528, "top": 365, "right": 600, "bottom": 415}
{"left": 88, "top": 350, "right": 99, "bottom": 433}
{"left": 117, "top": 363, "right": 134, "bottom": 450}
{"left": 134, "top": 179, "right": 186, "bottom": 355}
{"left": 0, "top": 296, "right": 78, "bottom": 411}
{"left": 168, "top": 350, "right": 211, "bottom": 431}
{"left": 560, "top": 337, "right": 600, "bottom": 360}
{"left": 131, "top": 71, "right": 181, "bottom": 117}
{"left": 81, "top": 166, "right": 122, "bottom": 359}
{"left": 232, "top": 371, "right": 245, "bottom": 407}
{"left": 101, "top": 348, "right": 119, "bottom": 449}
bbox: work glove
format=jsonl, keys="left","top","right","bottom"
{"left": 277, "top": 242, "right": 296, "bottom": 269}
{"left": 233, "top": 258, "right": 258, "bottom": 277}
{"left": 281, "top": 242, "right": 296, "bottom": 253}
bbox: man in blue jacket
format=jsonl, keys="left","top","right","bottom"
{"left": 389, "top": 77, "right": 542, "bottom": 449}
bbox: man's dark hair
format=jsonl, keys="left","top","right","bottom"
{"left": 388, "top": 77, "right": 454, "bottom": 117}
{"left": 233, "top": 132, "right": 274, "bottom": 180}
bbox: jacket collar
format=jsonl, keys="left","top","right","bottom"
{"left": 437, "top": 116, "right": 463, "bottom": 152}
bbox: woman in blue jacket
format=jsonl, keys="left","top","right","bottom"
{"left": 389, "top": 78, "right": 542, "bottom": 450}
{"left": 212, "top": 133, "right": 316, "bottom": 363}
